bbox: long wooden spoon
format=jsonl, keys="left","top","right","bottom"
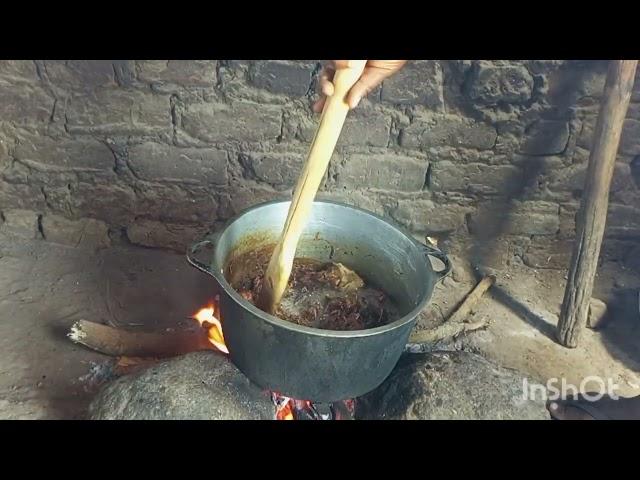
{"left": 257, "top": 60, "right": 367, "bottom": 314}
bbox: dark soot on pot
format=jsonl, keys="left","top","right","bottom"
{"left": 224, "top": 245, "right": 401, "bottom": 331}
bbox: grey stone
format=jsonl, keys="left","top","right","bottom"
{"left": 390, "top": 199, "right": 472, "bottom": 234}
{"left": 466, "top": 63, "right": 534, "bottom": 104}
{"left": 137, "top": 60, "right": 216, "bottom": 87}
{"left": 41, "top": 215, "right": 110, "bottom": 248}
{"left": 547, "top": 162, "right": 631, "bottom": 194}
{"left": 44, "top": 60, "right": 116, "bottom": 90}
{"left": 133, "top": 183, "right": 218, "bottom": 224}
{"left": 127, "top": 219, "right": 207, "bottom": 252}
{"left": 336, "top": 154, "right": 428, "bottom": 192}
{"left": 522, "top": 239, "right": 572, "bottom": 269}
{"left": 250, "top": 60, "right": 315, "bottom": 97}
{"left": 356, "top": 351, "right": 548, "bottom": 420}
{"left": 218, "top": 185, "right": 286, "bottom": 219}
{"left": 577, "top": 116, "right": 597, "bottom": 149}
{"left": 621, "top": 119, "right": 640, "bottom": 156}
{"left": 0, "top": 82, "right": 55, "bottom": 126}
{"left": 0, "top": 60, "right": 39, "bottom": 82}
{"left": 606, "top": 204, "right": 640, "bottom": 238}
{"left": 316, "top": 189, "right": 386, "bottom": 217}
{"left": 0, "top": 209, "right": 40, "bottom": 239}
{"left": 240, "top": 152, "right": 303, "bottom": 187}
{"left": 469, "top": 201, "right": 559, "bottom": 236}
{"left": 88, "top": 352, "right": 274, "bottom": 420}
{"left": 520, "top": 120, "right": 570, "bottom": 155}
{"left": 381, "top": 61, "right": 444, "bottom": 110}
{"left": 507, "top": 201, "right": 560, "bottom": 235}
{"left": 128, "top": 143, "right": 228, "bottom": 185}
{"left": 558, "top": 203, "right": 578, "bottom": 239}
{"left": 430, "top": 161, "right": 525, "bottom": 195}
{"left": 66, "top": 89, "right": 171, "bottom": 136}
{"left": 72, "top": 183, "right": 138, "bottom": 225}
{"left": 628, "top": 103, "right": 640, "bottom": 120}
{"left": 623, "top": 245, "right": 640, "bottom": 274}
{"left": 181, "top": 101, "right": 281, "bottom": 143}
{"left": 400, "top": 114, "right": 497, "bottom": 150}
{"left": 338, "top": 109, "right": 391, "bottom": 148}
{"left": 587, "top": 298, "right": 608, "bottom": 329}
{"left": 13, "top": 134, "right": 115, "bottom": 172}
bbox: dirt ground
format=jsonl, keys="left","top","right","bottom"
{"left": 1, "top": 232, "right": 639, "bottom": 419}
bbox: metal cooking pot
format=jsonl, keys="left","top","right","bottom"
{"left": 187, "top": 200, "right": 450, "bottom": 402}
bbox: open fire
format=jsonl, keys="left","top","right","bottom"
{"left": 192, "top": 297, "right": 355, "bottom": 420}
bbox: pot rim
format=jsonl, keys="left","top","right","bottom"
{"left": 189, "top": 199, "right": 446, "bottom": 339}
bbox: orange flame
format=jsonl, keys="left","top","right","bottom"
{"left": 193, "top": 300, "right": 229, "bottom": 354}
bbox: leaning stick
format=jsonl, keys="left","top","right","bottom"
{"left": 406, "top": 275, "right": 495, "bottom": 348}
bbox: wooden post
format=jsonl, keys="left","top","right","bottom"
{"left": 557, "top": 60, "right": 638, "bottom": 348}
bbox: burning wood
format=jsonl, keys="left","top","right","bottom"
{"left": 67, "top": 320, "right": 214, "bottom": 357}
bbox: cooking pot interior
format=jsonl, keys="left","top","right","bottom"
{"left": 213, "top": 201, "right": 434, "bottom": 317}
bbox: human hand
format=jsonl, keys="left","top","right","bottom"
{"left": 312, "top": 60, "right": 408, "bottom": 112}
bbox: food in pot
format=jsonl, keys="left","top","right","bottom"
{"left": 225, "top": 245, "right": 401, "bottom": 331}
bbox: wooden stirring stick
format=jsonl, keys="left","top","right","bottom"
{"left": 257, "top": 60, "right": 367, "bottom": 314}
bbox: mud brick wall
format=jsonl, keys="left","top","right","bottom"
{"left": 1, "top": 60, "right": 639, "bottom": 270}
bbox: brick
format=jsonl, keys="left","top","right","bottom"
{"left": 547, "top": 162, "right": 631, "bottom": 193}
{"left": 134, "top": 184, "right": 218, "bottom": 223}
{"left": 522, "top": 239, "right": 573, "bottom": 269}
{"left": 69, "top": 182, "right": 137, "bottom": 225}
{"left": 466, "top": 63, "right": 534, "bottom": 104}
{"left": 519, "top": 120, "right": 570, "bottom": 155}
{"left": 217, "top": 185, "right": 286, "bottom": 218}
{"left": 390, "top": 199, "right": 472, "bottom": 234}
{"left": 627, "top": 103, "right": 640, "bottom": 120}
{"left": 128, "top": 143, "right": 228, "bottom": 184}
{"left": 66, "top": 89, "right": 171, "bottom": 136}
{"left": 0, "top": 82, "right": 55, "bottom": 125}
{"left": 0, "top": 209, "right": 39, "bottom": 239}
{"left": 250, "top": 61, "right": 315, "bottom": 96}
{"left": 430, "top": 161, "right": 524, "bottom": 195}
{"left": 127, "top": 219, "right": 205, "bottom": 252}
{"left": 14, "top": 134, "right": 114, "bottom": 172}
{"left": 381, "top": 61, "right": 444, "bottom": 110}
{"left": 507, "top": 201, "right": 560, "bottom": 235}
{"left": 0, "top": 60, "right": 38, "bottom": 82}
{"left": 137, "top": 60, "right": 216, "bottom": 87}
{"left": 44, "top": 60, "right": 116, "bottom": 90}
{"left": 623, "top": 245, "right": 640, "bottom": 274}
{"left": 181, "top": 101, "right": 281, "bottom": 143}
{"left": 316, "top": 190, "right": 386, "bottom": 217}
{"left": 335, "top": 154, "right": 428, "bottom": 192}
{"left": 240, "top": 152, "right": 303, "bottom": 187}
{"left": 620, "top": 118, "right": 640, "bottom": 156}
{"left": 469, "top": 201, "right": 559, "bottom": 236}
{"left": 607, "top": 204, "right": 640, "bottom": 238}
{"left": 338, "top": 109, "right": 391, "bottom": 148}
{"left": 400, "top": 114, "right": 496, "bottom": 150}
{"left": 41, "top": 215, "right": 110, "bottom": 248}
{"left": 577, "top": 116, "right": 596, "bottom": 149}
{"left": 558, "top": 203, "right": 578, "bottom": 239}
{"left": 546, "top": 62, "right": 608, "bottom": 106}
{"left": 0, "top": 181, "right": 45, "bottom": 212}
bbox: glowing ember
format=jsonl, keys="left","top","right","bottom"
{"left": 193, "top": 298, "right": 229, "bottom": 354}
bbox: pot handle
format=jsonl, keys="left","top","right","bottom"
{"left": 422, "top": 243, "right": 452, "bottom": 281}
{"left": 186, "top": 233, "right": 222, "bottom": 278}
